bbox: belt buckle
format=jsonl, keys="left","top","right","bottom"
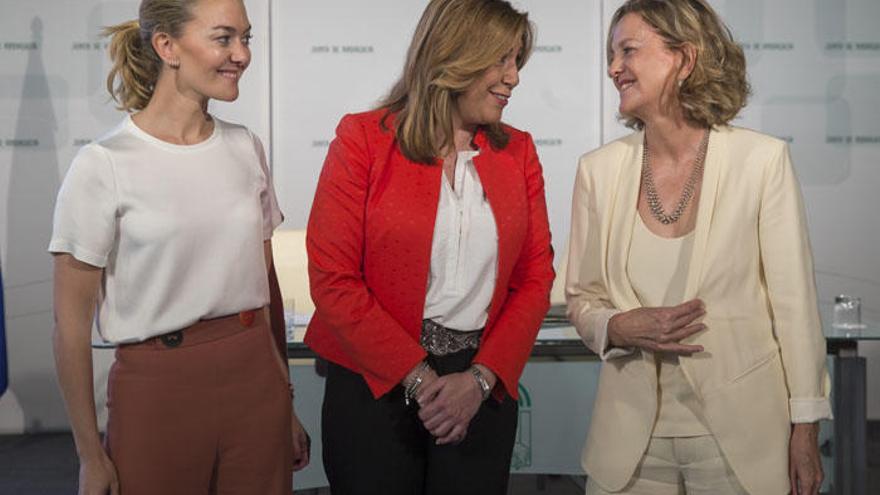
{"left": 160, "top": 330, "right": 183, "bottom": 348}
{"left": 420, "top": 320, "right": 482, "bottom": 356}
{"left": 239, "top": 309, "right": 256, "bottom": 327}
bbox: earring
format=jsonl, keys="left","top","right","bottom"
{"left": 169, "top": 59, "right": 180, "bottom": 69}
{"left": 677, "top": 79, "right": 684, "bottom": 88}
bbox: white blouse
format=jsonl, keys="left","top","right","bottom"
{"left": 423, "top": 150, "right": 498, "bottom": 331}
{"left": 49, "top": 116, "right": 283, "bottom": 344}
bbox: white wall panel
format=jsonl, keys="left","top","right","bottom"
{"left": 270, "top": 0, "right": 429, "bottom": 228}
{"left": 1, "top": 0, "right": 138, "bottom": 433}
{"left": 506, "top": 0, "right": 603, "bottom": 263}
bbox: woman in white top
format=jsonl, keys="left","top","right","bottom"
{"left": 50, "top": 1, "right": 308, "bottom": 494}
{"left": 566, "top": 1, "right": 830, "bottom": 494}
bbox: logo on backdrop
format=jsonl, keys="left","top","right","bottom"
{"left": 0, "top": 139, "right": 39, "bottom": 149}
{"left": 534, "top": 138, "right": 563, "bottom": 147}
{"left": 0, "top": 41, "right": 38, "bottom": 51}
{"left": 71, "top": 41, "right": 108, "bottom": 51}
{"left": 739, "top": 41, "right": 795, "bottom": 51}
{"left": 310, "top": 45, "right": 375, "bottom": 54}
{"left": 824, "top": 41, "right": 880, "bottom": 52}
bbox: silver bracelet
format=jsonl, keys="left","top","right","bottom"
{"left": 469, "top": 366, "right": 492, "bottom": 401}
{"left": 403, "top": 361, "right": 430, "bottom": 406}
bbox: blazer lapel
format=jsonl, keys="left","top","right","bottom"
{"left": 682, "top": 127, "right": 724, "bottom": 300}
{"left": 605, "top": 133, "right": 658, "bottom": 376}
{"left": 606, "top": 133, "right": 643, "bottom": 312}
{"left": 678, "top": 129, "right": 725, "bottom": 393}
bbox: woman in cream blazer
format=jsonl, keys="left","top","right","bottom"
{"left": 566, "top": 1, "right": 831, "bottom": 494}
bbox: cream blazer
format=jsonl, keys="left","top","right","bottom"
{"left": 565, "top": 126, "right": 832, "bottom": 495}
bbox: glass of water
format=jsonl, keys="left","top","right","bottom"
{"left": 833, "top": 295, "right": 862, "bottom": 329}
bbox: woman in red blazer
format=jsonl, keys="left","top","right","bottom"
{"left": 304, "top": 1, "right": 554, "bottom": 493}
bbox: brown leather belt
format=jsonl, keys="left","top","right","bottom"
{"left": 122, "top": 309, "right": 264, "bottom": 350}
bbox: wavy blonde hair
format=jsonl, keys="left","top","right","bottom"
{"left": 609, "top": 0, "right": 750, "bottom": 129}
{"left": 379, "top": 0, "right": 534, "bottom": 164}
{"left": 103, "top": 0, "right": 198, "bottom": 112}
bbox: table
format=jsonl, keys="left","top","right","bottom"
{"left": 824, "top": 317, "right": 878, "bottom": 495}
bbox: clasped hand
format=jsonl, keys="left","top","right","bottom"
{"left": 607, "top": 298, "right": 707, "bottom": 355}
{"left": 407, "top": 367, "right": 486, "bottom": 445}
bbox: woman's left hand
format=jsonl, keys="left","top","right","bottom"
{"left": 789, "top": 422, "right": 823, "bottom": 495}
{"left": 290, "top": 411, "right": 311, "bottom": 471}
{"left": 417, "top": 367, "right": 493, "bottom": 445}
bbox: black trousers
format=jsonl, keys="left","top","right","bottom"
{"left": 321, "top": 348, "right": 518, "bottom": 495}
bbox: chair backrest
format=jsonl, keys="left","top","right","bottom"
{"left": 271, "top": 229, "right": 315, "bottom": 315}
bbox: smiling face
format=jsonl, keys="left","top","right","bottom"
{"left": 453, "top": 40, "right": 522, "bottom": 129}
{"left": 608, "top": 13, "right": 686, "bottom": 124}
{"left": 168, "top": 0, "right": 252, "bottom": 103}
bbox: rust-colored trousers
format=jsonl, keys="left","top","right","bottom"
{"left": 105, "top": 310, "right": 293, "bottom": 495}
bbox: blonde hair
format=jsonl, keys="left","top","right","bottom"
{"left": 608, "top": 0, "right": 750, "bottom": 129}
{"left": 379, "top": 0, "right": 534, "bottom": 164}
{"left": 103, "top": 0, "right": 197, "bottom": 112}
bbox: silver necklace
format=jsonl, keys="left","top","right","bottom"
{"left": 641, "top": 131, "right": 709, "bottom": 225}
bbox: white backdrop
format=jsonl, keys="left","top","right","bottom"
{"left": 0, "top": 0, "right": 878, "bottom": 436}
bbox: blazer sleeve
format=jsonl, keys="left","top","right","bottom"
{"left": 564, "top": 157, "right": 631, "bottom": 360}
{"left": 307, "top": 115, "right": 426, "bottom": 396}
{"left": 473, "top": 135, "right": 555, "bottom": 399}
{"left": 758, "top": 143, "right": 832, "bottom": 422}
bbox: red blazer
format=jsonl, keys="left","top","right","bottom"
{"left": 304, "top": 109, "right": 555, "bottom": 399}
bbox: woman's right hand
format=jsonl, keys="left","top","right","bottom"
{"left": 607, "top": 299, "right": 707, "bottom": 354}
{"left": 78, "top": 451, "right": 119, "bottom": 495}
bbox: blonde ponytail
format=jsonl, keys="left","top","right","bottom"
{"left": 103, "top": 1, "right": 197, "bottom": 112}
{"left": 104, "top": 20, "right": 158, "bottom": 112}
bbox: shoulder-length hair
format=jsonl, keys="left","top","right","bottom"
{"left": 379, "top": 0, "right": 534, "bottom": 164}
{"left": 609, "top": 0, "right": 750, "bottom": 129}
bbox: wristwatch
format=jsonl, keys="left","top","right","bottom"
{"left": 469, "top": 366, "right": 492, "bottom": 401}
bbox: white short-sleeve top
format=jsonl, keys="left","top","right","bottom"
{"left": 49, "top": 115, "right": 284, "bottom": 344}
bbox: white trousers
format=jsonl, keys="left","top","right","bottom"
{"left": 586, "top": 436, "right": 749, "bottom": 495}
